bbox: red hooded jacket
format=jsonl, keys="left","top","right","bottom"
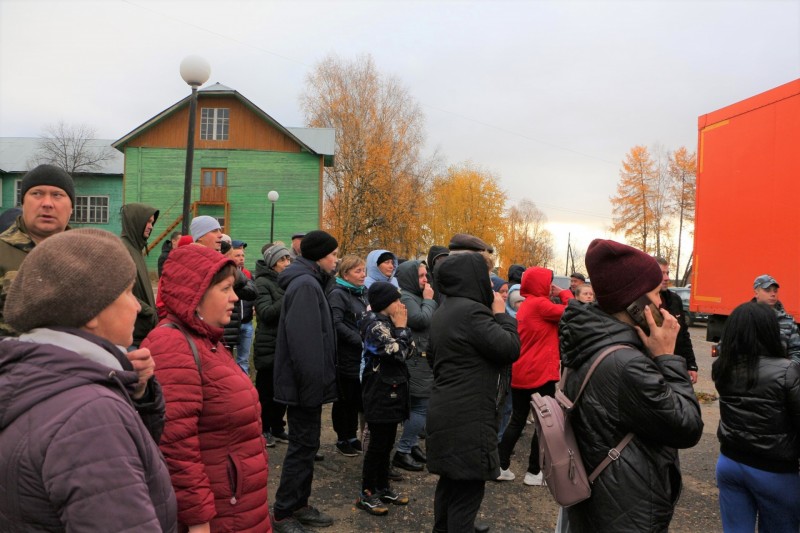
{"left": 142, "top": 245, "right": 271, "bottom": 532}
{"left": 511, "top": 267, "right": 572, "bottom": 390}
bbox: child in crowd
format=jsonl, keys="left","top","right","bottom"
{"left": 357, "top": 282, "right": 415, "bottom": 515}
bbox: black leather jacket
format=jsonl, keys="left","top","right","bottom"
{"left": 714, "top": 356, "right": 800, "bottom": 473}
{"left": 559, "top": 300, "right": 703, "bottom": 532}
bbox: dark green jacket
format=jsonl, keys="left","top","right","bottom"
{"left": 253, "top": 259, "right": 284, "bottom": 370}
{"left": 120, "top": 203, "right": 159, "bottom": 346}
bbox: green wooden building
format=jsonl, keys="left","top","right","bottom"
{"left": 0, "top": 138, "right": 125, "bottom": 233}
{"left": 113, "top": 82, "right": 335, "bottom": 271}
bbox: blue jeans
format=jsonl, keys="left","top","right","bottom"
{"left": 716, "top": 453, "right": 800, "bottom": 533}
{"left": 236, "top": 321, "right": 254, "bottom": 374}
{"left": 396, "top": 396, "right": 428, "bottom": 453}
{"left": 497, "top": 391, "right": 513, "bottom": 442}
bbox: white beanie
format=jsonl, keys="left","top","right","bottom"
{"left": 190, "top": 216, "right": 221, "bottom": 240}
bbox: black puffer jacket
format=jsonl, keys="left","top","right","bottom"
{"left": 360, "top": 311, "right": 414, "bottom": 423}
{"left": 426, "top": 253, "right": 520, "bottom": 481}
{"left": 274, "top": 257, "right": 337, "bottom": 407}
{"left": 714, "top": 356, "right": 800, "bottom": 473}
{"left": 559, "top": 300, "right": 704, "bottom": 533}
{"left": 396, "top": 260, "right": 437, "bottom": 398}
{"left": 253, "top": 259, "right": 284, "bottom": 371}
{"left": 327, "top": 280, "right": 368, "bottom": 379}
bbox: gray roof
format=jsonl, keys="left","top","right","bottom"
{"left": 287, "top": 127, "right": 336, "bottom": 157}
{"left": 0, "top": 137, "right": 124, "bottom": 174}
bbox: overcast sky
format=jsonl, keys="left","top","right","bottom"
{"left": 1, "top": 0, "right": 798, "bottom": 268}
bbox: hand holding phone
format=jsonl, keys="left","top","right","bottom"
{"left": 636, "top": 304, "right": 680, "bottom": 357}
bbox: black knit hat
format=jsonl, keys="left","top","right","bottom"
{"left": 376, "top": 251, "right": 394, "bottom": 265}
{"left": 368, "top": 281, "right": 401, "bottom": 313}
{"left": 4, "top": 228, "right": 135, "bottom": 332}
{"left": 20, "top": 164, "right": 76, "bottom": 206}
{"left": 301, "top": 230, "right": 338, "bottom": 261}
{"left": 585, "top": 239, "right": 663, "bottom": 314}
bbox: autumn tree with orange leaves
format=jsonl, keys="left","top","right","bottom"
{"left": 668, "top": 146, "right": 696, "bottom": 284}
{"left": 426, "top": 162, "right": 506, "bottom": 253}
{"left": 500, "top": 199, "right": 554, "bottom": 276}
{"left": 610, "top": 145, "right": 658, "bottom": 253}
{"left": 300, "top": 54, "right": 432, "bottom": 258}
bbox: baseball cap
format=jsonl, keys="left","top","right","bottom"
{"left": 753, "top": 274, "right": 779, "bottom": 290}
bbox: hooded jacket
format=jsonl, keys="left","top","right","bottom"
{"left": 426, "top": 253, "right": 521, "bottom": 481}
{"left": 274, "top": 257, "right": 338, "bottom": 407}
{"left": 327, "top": 277, "right": 368, "bottom": 379}
{"left": 559, "top": 300, "right": 703, "bottom": 532}
{"left": 253, "top": 258, "right": 285, "bottom": 371}
{"left": 365, "top": 249, "right": 399, "bottom": 288}
{"left": 141, "top": 245, "right": 271, "bottom": 533}
{"left": 513, "top": 267, "right": 572, "bottom": 389}
{"left": 120, "top": 203, "right": 159, "bottom": 346}
{"left": 0, "top": 329, "right": 176, "bottom": 532}
{"left": 396, "top": 260, "right": 437, "bottom": 398}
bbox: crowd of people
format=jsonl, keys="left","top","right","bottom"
{"left": 0, "top": 164, "right": 798, "bottom": 532}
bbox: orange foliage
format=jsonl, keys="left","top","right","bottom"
{"left": 610, "top": 145, "right": 658, "bottom": 252}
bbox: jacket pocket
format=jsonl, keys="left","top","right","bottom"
{"left": 227, "top": 454, "right": 242, "bottom": 505}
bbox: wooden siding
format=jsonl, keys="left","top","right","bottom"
{"left": 123, "top": 147, "right": 323, "bottom": 271}
{"left": 126, "top": 96, "right": 303, "bottom": 153}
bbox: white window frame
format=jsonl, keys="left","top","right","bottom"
{"left": 15, "top": 179, "right": 22, "bottom": 206}
{"left": 200, "top": 108, "right": 230, "bottom": 141}
{"left": 71, "top": 195, "right": 109, "bottom": 224}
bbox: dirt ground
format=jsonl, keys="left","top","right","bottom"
{"left": 265, "top": 326, "right": 723, "bottom": 533}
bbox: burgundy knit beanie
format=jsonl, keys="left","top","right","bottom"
{"left": 585, "top": 239, "right": 662, "bottom": 314}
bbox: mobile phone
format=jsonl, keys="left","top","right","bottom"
{"left": 625, "top": 295, "right": 664, "bottom": 336}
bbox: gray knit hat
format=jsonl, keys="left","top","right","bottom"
{"left": 20, "top": 164, "right": 76, "bottom": 206}
{"left": 263, "top": 244, "right": 291, "bottom": 268}
{"left": 190, "top": 216, "right": 221, "bottom": 240}
{"left": 4, "top": 228, "right": 136, "bottom": 332}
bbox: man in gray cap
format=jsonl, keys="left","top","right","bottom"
{"left": 190, "top": 215, "right": 223, "bottom": 252}
{"left": 289, "top": 232, "right": 306, "bottom": 259}
{"left": 752, "top": 274, "right": 800, "bottom": 363}
{"left": 0, "top": 164, "right": 75, "bottom": 336}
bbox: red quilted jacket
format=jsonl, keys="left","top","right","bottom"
{"left": 511, "top": 267, "right": 572, "bottom": 390}
{"left": 142, "top": 245, "right": 271, "bottom": 533}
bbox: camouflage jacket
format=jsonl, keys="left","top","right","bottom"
{"left": 774, "top": 301, "right": 800, "bottom": 364}
{"left": 0, "top": 218, "right": 35, "bottom": 335}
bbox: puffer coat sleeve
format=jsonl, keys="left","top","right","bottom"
{"left": 42, "top": 389, "right": 174, "bottom": 531}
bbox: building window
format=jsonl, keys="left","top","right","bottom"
{"left": 71, "top": 196, "right": 109, "bottom": 224}
{"left": 15, "top": 179, "right": 22, "bottom": 206}
{"left": 200, "top": 108, "right": 229, "bottom": 140}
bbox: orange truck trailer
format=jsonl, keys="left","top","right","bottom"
{"left": 692, "top": 78, "right": 800, "bottom": 342}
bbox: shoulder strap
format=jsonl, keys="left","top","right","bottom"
{"left": 565, "top": 343, "right": 635, "bottom": 482}
{"left": 161, "top": 322, "right": 202, "bottom": 374}
{"left": 571, "top": 344, "right": 627, "bottom": 406}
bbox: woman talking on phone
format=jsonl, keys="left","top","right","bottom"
{"left": 558, "top": 239, "right": 703, "bottom": 532}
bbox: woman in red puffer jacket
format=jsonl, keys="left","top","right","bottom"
{"left": 143, "top": 244, "right": 271, "bottom": 533}
{"left": 496, "top": 266, "right": 572, "bottom": 486}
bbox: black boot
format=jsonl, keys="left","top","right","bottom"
{"left": 410, "top": 445, "right": 427, "bottom": 463}
{"left": 392, "top": 451, "right": 423, "bottom": 471}
{"left": 475, "top": 523, "right": 490, "bottom": 533}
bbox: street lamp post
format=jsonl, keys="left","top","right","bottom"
{"left": 179, "top": 55, "right": 211, "bottom": 235}
{"left": 268, "top": 190, "right": 279, "bottom": 243}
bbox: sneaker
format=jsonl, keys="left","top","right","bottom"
{"left": 273, "top": 431, "right": 290, "bottom": 443}
{"left": 335, "top": 441, "right": 359, "bottom": 457}
{"left": 523, "top": 471, "right": 545, "bottom": 486}
{"left": 378, "top": 488, "right": 409, "bottom": 505}
{"left": 495, "top": 468, "right": 515, "bottom": 481}
{"left": 292, "top": 505, "right": 333, "bottom": 527}
{"left": 349, "top": 439, "right": 363, "bottom": 453}
{"left": 357, "top": 490, "right": 389, "bottom": 516}
{"left": 314, "top": 452, "right": 325, "bottom": 462}
{"left": 272, "top": 515, "right": 311, "bottom": 533}
{"left": 263, "top": 432, "right": 276, "bottom": 448}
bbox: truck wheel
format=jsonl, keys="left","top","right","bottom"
{"left": 686, "top": 313, "right": 695, "bottom": 327}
